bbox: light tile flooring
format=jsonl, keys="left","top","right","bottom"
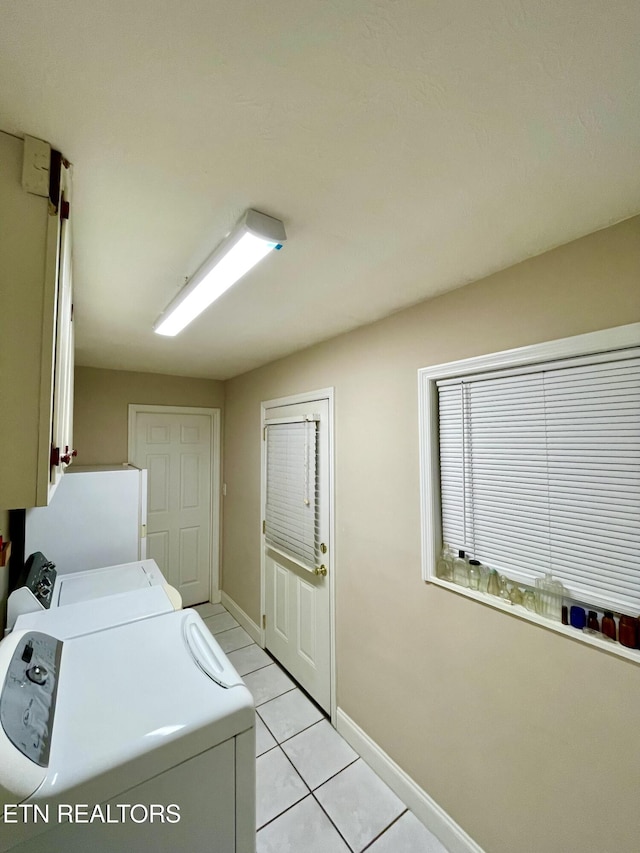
{"left": 194, "top": 603, "right": 449, "bottom": 853}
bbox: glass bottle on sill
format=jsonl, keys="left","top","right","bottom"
{"left": 453, "top": 550, "right": 469, "bottom": 587}
{"left": 509, "top": 585, "right": 524, "bottom": 606}
{"left": 468, "top": 560, "right": 481, "bottom": 591}
{"left": 498, "top": 575, "right": 511, "bottom": 602}
{"left": 478, "top": 562, "right": 490, "bottom": 593}
{"left": 619, "top": 615, "right": 637, "bottom": 649}
{"left": 601, "top": 611, "right": 616, "bottom": 641}
{"left": 436, "top": 545, "right": 454, "bottom": 581}
{"left": 534, "top": 573, "right": 566, "bottom": 622}
{"left": 487, "top": 569, "right": 500, "bottom": 597}
{"left": 584, "top": 610, "right": 600, "bottom": 634}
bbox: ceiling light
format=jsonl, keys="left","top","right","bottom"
{"left": 154, "top": 208, "right": 286, "bottom": 336}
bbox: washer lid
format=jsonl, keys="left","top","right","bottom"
{"left": 54, "top": 559, "right": 166, "bottom": 606}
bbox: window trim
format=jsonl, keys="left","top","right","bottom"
{"left": 418, "top": 322, "right": 640, "bottom": 661}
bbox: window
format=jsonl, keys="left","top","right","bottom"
{"left": 264, "top": 416, "right": 319, "bottom": 572}
{"left": 419, "top": 323, "right": 640, "bottom": 621}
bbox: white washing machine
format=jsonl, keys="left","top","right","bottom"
{"left": 0, "top": 608, "right": 255, "bottom": 853}
{"left": 6, "top": 553, "right": 181, "bottom": 633}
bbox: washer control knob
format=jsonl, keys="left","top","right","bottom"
{"left": 26, "top": 665, "right": 48, "bottom": 685}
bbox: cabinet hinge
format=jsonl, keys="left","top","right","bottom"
{"left": 262, "top": 519, "right": 266, "bottom": 535}
{"left": 262, "top": 614, "right": 266, "bottom": 630}
{"left": 61, "top": 199, "right": 70, "bottom": 220}
{"left": 263, "top": 426, "right": 266, "bottom": 440}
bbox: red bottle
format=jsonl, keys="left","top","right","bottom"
{"left": 601, "top": 611, "right": 616, "bottom": 642}
{"left": 619, "top": 615, "right": 637, "bottom": 649}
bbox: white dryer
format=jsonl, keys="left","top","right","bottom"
{"left": 0, "top": 609, "right": 255, "bottom": 853}
{"left": 6, "top": 553, "right": 181, "bottom": 633}
{"left": 12, "top": 586, "right": 179, "bottom": 639}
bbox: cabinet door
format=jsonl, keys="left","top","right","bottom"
{"left": 50, "top": 163, "right": 74, "bottom": 494}
{"left": 0, "top": 133, "right": 74, "bottom": 508}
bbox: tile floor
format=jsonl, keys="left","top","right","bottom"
{"left": 194, "top": 602, "right": 449, "bottom": 853}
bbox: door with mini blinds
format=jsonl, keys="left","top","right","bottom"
{"left": 131, "top": 409, "right": 215, "bottom": 607}
{"left": 263, "top": 397, "right": 331, "bottom": 712}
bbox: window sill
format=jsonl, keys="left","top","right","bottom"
{"left": 429, "top": 577, "right": 640, "bottom": 666}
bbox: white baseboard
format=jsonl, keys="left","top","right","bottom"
{"left": 221, "top": 591, "right": 262, "bottom": 644}
{"left": 336, "top": 709, "right": 484, "bottom": 853}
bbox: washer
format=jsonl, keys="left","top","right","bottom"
{"left": 6, "top": 553, "right": 181, "bottom": 633}
{"left": 0, "top": 608, "right": 255, "bottom": 853}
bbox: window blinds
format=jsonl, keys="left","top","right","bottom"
{"left": 265, "top": 417, "right": 319, "bottom": 573}
{"left": 437, "top": 350, "right": 640, "bottom": 614}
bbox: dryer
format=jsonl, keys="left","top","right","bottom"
{"left": 12, "top": 586, "right": 179, "bottom": 639}
{"left": 0, "top": 608, "right": 255, "bottom": 853}
{"left": 6, "top": 553, "right": 181, "bottom": 633}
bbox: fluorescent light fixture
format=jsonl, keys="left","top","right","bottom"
{"left": 154, "top": 208, "right": 286, "bottom": 336}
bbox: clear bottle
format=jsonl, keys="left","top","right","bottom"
{"left": 453, "top": 550, "right": 469, "bottom": 587}
{"left": 534, "top": 573, "right": 566, "bottom": 621}
{"left": 436, "top": 545, "right": 454, "bottom": 581}
{"left": 478, "top": 562, "right": 490, "bottom": 593}
{"left": 498, "top": 575, "right": 511, "bottom": 601}
{"left": 468, "top": 559, "right": 481, "bottom": 591}
{"left": 509, "top": 585, "right": 524, "bottom": 606}
{"left": 487, "top": 569, "right": 500, "bottom": 597}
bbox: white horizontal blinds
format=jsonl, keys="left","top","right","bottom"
{"left": 438, "top": 383, "right": 465, "bottom": 549}
{"left": 437, "top": 350, "right": 640, "bottom": 613}
{"left": 265, "top": 419, "right": 318, "bottom": 572}
{"left": 544, "top": 357, "right": 640, "bottom": 612}
{"left": 465, "top": 372, "right": 553, "bottom": 575}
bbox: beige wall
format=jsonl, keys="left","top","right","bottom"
{"left": 73, "top": 367, "right": 224, "bottom": 464}
{"left": 222, "top": 216, "right": 640, "bottom": 853}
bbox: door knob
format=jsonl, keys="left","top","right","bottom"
{"left": 314, "top": 565, "right": 327, "bottom": 577}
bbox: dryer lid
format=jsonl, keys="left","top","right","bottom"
{"left": 55, "top": 560, "right": 165, "bottom": 606}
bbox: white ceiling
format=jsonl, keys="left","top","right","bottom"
{"left": 1, "top": 1, "right": 639, "bottom": 379}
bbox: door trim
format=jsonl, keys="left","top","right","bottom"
{"left": 127, "top": 404, "right": 222, "bottom": 602}
{"left": 260, "top": 387, "right": 336, "bottom": 724}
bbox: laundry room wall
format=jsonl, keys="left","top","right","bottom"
{"left": 73, "top": 367, "right": 224, "bottom": 464}
{"left": 222, "top": 215, "right": 640, "bottom": 853}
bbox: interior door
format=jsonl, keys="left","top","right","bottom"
{"left": 132, "top": 410, "right": 214, "bottom": 606}
{"left": 263, "top": 397, "right": 331, "bottom": 712}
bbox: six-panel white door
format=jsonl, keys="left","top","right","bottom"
{"left": 263, "top": 398, "right": 331, "bottom": 712}
{"left": 132, "top": 410, "right": 213, "bottom": 606}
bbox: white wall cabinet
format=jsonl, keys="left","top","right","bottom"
{"left": 0, "top": 131, "right": 75, "bottom": 509}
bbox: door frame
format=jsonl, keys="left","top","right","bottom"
{"left": 260, "top": 387, "right": 336, "bottom": 724}
{"left": 127, "top": 404, "right": 222, "bottom": 602}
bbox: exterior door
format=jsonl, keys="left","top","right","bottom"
{"left": 130, "top": 408, "right": 216, "bottom": 607}
{"left": 263, "top": 396, "right": 332, "bottom": 712}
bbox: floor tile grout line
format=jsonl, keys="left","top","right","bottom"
{"left": 255, "top": 745, "right": 311, "bottom": 831}
{"left": 256, "top": 742, "right": 280, "bottom": 759}
{"left": 231, "top": 660, "right": 272, "bottom": 678}
{"left": 256, "top": 748, "right": 405, "bottom": 852}
{"left": 308, "top": 755, "right": 361, "bottom": 793}
{"left": 275, "top": 716, "right": 327, "bottom": 747}
{"left": 359, "top": 808, "right": 409, "bottom": 852}
{"left": 254, "top": 685, "right": 297, "bottom": 709}
{"left": 255, "top": 792, "right": 313, "bottom": 834}
{"left": 309, "top": 789, "right": 357, "bottom": 853}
